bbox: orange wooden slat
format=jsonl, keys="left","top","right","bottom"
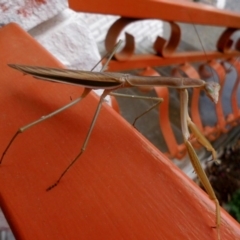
{"left": 106, "top": 51, "right": 240, "bottom": 71}
{"left": 69, "top": 0, "right": 240, "bottom": 28}
{"left": 0, "top": 23, "right": 240, "bottom": 240}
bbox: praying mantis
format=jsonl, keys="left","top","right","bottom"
{"left": 0, "top": 40, "right": 222, "bottom": 239}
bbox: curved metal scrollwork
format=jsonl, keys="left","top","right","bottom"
{"left": 217, "top": 27, "right": 240, "bottom": 53}
{"left": 105, "top": 18, "right": 138, "bottom": 61}
{"left": 153, "top": 21, "right": 181, "bottom": 57}
{"left": 105, "top": 17, "right": 181, "bottom": 61}
{"left": 223, "top": 58, "right": 240, "bottom": 126}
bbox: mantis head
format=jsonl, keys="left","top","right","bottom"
{"left": 204, "top": 82, "right": 220, "bottom": 104}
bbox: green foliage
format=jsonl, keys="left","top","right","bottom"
{"left": 226, "top": 189, "right": 240, "bottom": 222}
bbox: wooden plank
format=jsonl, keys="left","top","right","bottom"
{"left": 69, "top": 0, "right": 240, "bottom": 28}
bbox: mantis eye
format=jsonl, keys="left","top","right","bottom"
{"left": 204, "top": 82, "right": 220, "bottom": 104}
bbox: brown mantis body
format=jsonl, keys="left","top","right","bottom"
{"left": 1, "top": 42, "right": 221, "bottom": 238}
